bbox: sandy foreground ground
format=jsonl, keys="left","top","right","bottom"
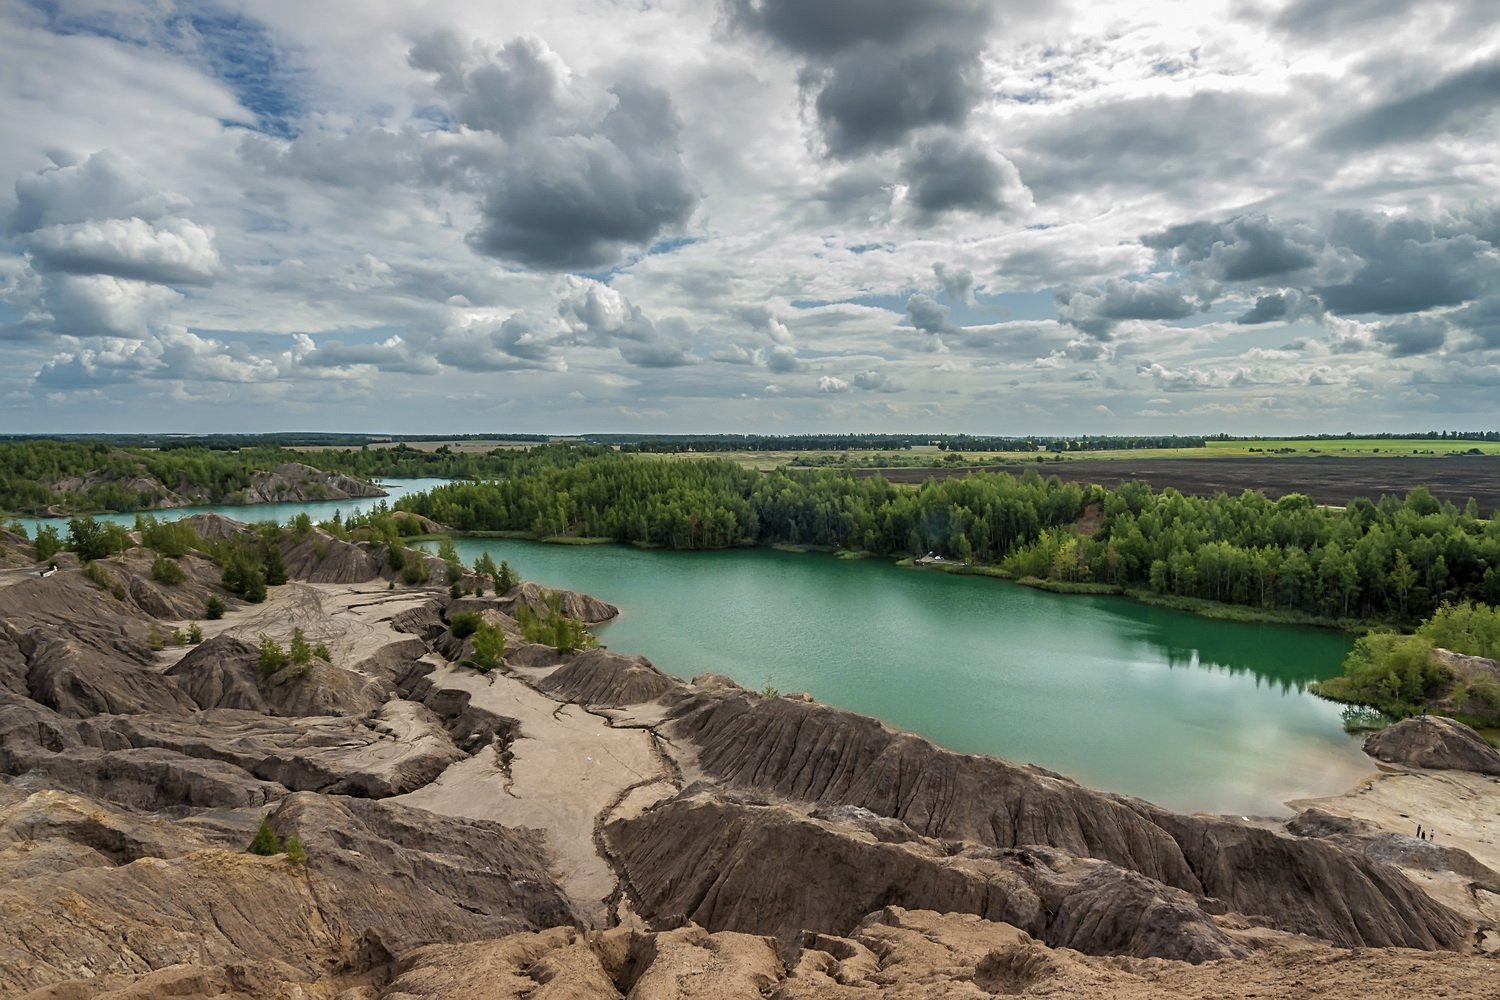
{"left": 156, "top": 578, "right": 678, "bottom": 924}
{"left": 155, "top": 575, "right": 1500, "bottom": 945}
{"left": 1294, "top": 764, "right": 1500, "bottom": 945}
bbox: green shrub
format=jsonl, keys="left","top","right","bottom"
{"left": 248, "top": 816, "right": 282, "bottom": 856}
{"left": 151, "top": 553, "right": 185, "bottom": 584}
{"left": 289, "top": 627, "right": 312, "bottom": 666}
{"left": 34, "top": 525, "right": 61, "bottom": 561}
{"left": 204, "top": 595, "right": 226, "bottom": 620}
{"left": 68, "top": 516, "right": 131, "bottom": 561}
{"left": 400, "top": 559, "right": 429, "bottom": 585}
{"left": 188, "top": 623, "right": 204, "bottom": 644}
{"left": 258, "top": 634, "right": 288, "bottom": 674}
{"left": 449, "top": 610, "right": 483, "bottom": 639}
{"left": 83, "top": 559, "right": 111, "bottom": 589}
{"left": 313, "top": 643, "right": 331, "bottom": 662}
{"left": 516, "top": 594, "right": 595, "bottom": 651}
{"left": 468, "top": 621, "right": 506, "bottom": 671}
{"left": 148, "top": 628, "right": 166, "bottom": 652}
{"left": 284, "top": 834, "right": 307, "bottom": 864}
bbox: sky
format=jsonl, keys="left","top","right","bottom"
{"left": 1, "top": 0, "right": 1498, "bottom": 436}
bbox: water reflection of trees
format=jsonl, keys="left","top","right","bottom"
{"left": 1144, "top": 619, "right": 1347, "bottom": 696}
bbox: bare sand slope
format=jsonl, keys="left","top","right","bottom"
{"left": 1294, "top": 764, "right": 1500, "bottom": 947}
{"left": 394, "top": 659, "right": 674, "bottom": 924}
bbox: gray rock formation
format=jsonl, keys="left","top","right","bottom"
{"left": 607, "top": 790, "right": 1244, "bottom": 962}
{"left": 1364, "top": 715, "right": 1500, "bottom": 776}
{"left": 538, "top": 649, "right": 682, "bottom": 707}
{"left": 657, "top": 689, "right": 1472, "bottom": 952}
{"left": 167, "top": 634, "right": 391, "bottom": 717}
{"left": 0, "top": 787, "right": 573, "bottom": 996}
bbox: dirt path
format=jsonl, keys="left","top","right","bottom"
{"left": 393, "top": 659, "right": 676, "bottom": 924}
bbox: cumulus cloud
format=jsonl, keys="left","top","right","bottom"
{"left": 558, "top": 278, "right": 695, "bottom": 367}
{"left": 852, "top": 368, "right": 899, "bottom": 391}
{"left": 24, "top": 216, "right": 221, "bottom": 285}
{"left": 466, "top": 81, "right": 698, "bottom": 270}
{"left": 35, "top": 328, "right": 287, "bottom": 389}
{"left": 933, "top": 261, "right": 975, "bottom": 304}
{"left": 40, "top": 273, "right": 182, "bottom": 339}
{"left": 9, "top": 151, "right": 184, "bottom": 233}
{"left": 904, "top": 292, "right": 955, "bottom": 351}
{"left": 1057, "top": 280, "right": 1195, "bottom": 339}
{"left": 408, "top": 32, "right": 584, "bottom": 138}
{"left": 1144, "top": 215, "right": 1319, "bottom": 282}
{"left": 817, "top": 374, "right": 850, "bottom": 393}
{"left": 901, "top": 132, "right": 1029, "bottom": 218}
{"left": 727, "top": 0, "right": 1001, "bottom": 157}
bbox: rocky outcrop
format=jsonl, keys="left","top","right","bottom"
{"left": 1364, "top": 716, "right": 1500, "bottom": 776}
{"left": 238, "top": 462, "right": 385, "bottom": 504}
{"left": 537, "top": 648, "right": 682, "bottom": 707}
{"left": 39, "top": 462, "right": 384, "bottom": 515}
{"left": 504, "top": 580, "right": 619, "bottom": 624}
{"left": 167, "top": 635, "right": 391, "bottom": 718}
{"left": 607, "top": 791, "right": 1244, "bottom": 962}
{"left": 276, "top": 527, "right": 384, "bottom": 583}
{"left": 0, "top": 787, "right": 574, "bottom": 996}
{"left": 659, "top": 689, "right": 1472, "bottom": 952}
{"left": 67, "top": 701, "right": 467, "bottom": 798}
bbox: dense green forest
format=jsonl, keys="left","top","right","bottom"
{"left": 393, "top": 450, "right": 1500, "bottom": 624}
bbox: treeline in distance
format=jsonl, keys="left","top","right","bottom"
{"left": 392, "top": 450, "right": 1500, "bottom": 624}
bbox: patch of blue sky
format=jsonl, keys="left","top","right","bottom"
{"left": 412, "top": 105, "right": 455, "bottom": 131}
{"left": 646, "top": 236, "right": 702, "bottom": 256}
{"left": 27, "top": 0, "right": 305, "bottom": 138}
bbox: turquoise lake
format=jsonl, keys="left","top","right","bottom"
{"left": 14, "top": 480, "right": 1372, "bottom": 815}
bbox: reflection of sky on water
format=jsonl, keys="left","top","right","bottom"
{"left": 435, "top": 539, "right": 1369, "bottom": 816}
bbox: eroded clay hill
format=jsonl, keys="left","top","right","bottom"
{"left": 0, "top": 519, "right": 1497, "bottom": 998}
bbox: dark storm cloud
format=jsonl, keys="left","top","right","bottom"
{"left": 723, "top": 0, "right": 992, "bottom": 56}
{"left": 1056, "top": 280, "right": 1195, "bottom": 339}
{"left": 809, "top": 45, "right": 983, "bottom": 157}
{"left": 1373, "top": 316, "right": 1449, "bottom": 358}
{"left": 1319, "top": 57, "right": 1500, "bottom": 151}
{"left": 1451, "top": 295, "right": 1500, "bottom": 350}
{"left": 1235, "top": 289, "right": 1319, "bottom": 325}
{"left": 726, "top": 0, "right": 1002, "bottom": 157}
{"left": 1144, "top": 215, "right": 1319, "bottom": 282}
{"left": 1313, "top": 210, "right": 1498, "bottom": 316}
{"left": 900, "top": 132, "right": 1016, "bottom": 216}
{"left": 468, "top": 82, "right": 698, "bottom": 270}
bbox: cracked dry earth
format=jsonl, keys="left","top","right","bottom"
{"left": 1, "top": 518, "right": 1498, "bottom": 998}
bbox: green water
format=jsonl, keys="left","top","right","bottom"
{"left": 436, "top": 538, "right": 1369, "bottom": 816}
